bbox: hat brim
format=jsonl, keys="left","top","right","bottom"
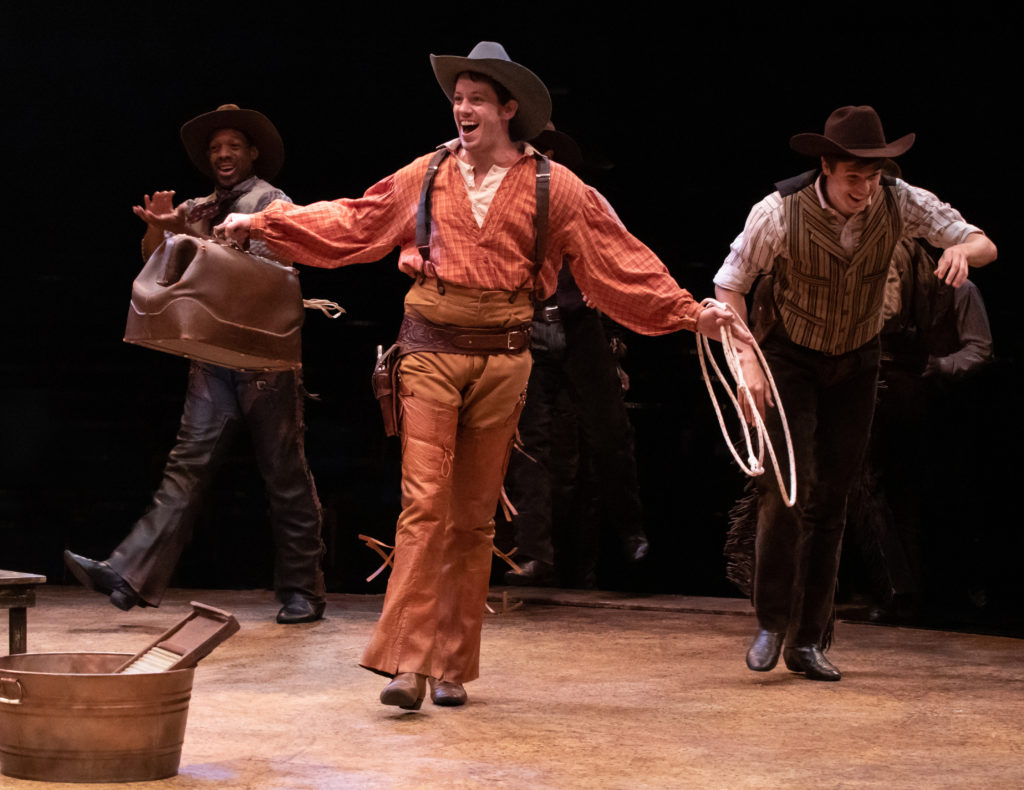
{"left": 430, "top": 53, "right": 552, "bottom": 141}
{"left": 789, "top": 131, "right": 916, "bottom": 159}
{"left": 180, "top": 108, "right": 284, "bottom": 180}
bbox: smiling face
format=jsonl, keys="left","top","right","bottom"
{"left": 207, "top": 128, "right": 259, "bottom": 188}
{"left": 452, "top": 74, "right": 518, "bottom": 163}
{"left": 821, "top": 157, "right": 883, "bottom": 218}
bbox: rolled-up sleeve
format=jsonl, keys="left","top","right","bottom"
{"left": 896, "top": 180, "right": 983, "bottom": 248}
{"left": 714, "top": 192, "right": 785, "bottom": 295}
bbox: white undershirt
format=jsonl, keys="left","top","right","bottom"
{"left": 444, "top": 140, "right": 541, "bottom": 227}
{"left": 454, "top": 156, "right": 511, "bottom": 227}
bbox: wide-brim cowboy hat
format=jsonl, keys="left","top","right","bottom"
{"left": 790, "top": 105, "right": 915, "bottom": 159}
{"left": 430, "top": 41, "right": 552, "bottom": 141}
{"left": 180, "top": 104, "right": 284, "bottom": 180}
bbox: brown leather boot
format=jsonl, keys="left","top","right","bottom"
{"left": 429, "top": 678, "right": 468, "bottom": 707}
{"left": 380, "top": 673, "right": 427, "bottom": 709}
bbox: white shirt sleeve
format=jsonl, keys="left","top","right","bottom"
{"left": 895, "top": 179, "right": 983, "bottom": 248}
{"left": 714, "top": 191, "right": 786, "bottom": 295}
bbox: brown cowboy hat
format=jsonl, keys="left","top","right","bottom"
{"left": 180, "top": 104, "right": 284, "bottom": 180}
{"left": 790, "top": 105, "right": 915, "bottom": 159}
{"left": 430, "top": 41, "right": 552, "bottom": 141}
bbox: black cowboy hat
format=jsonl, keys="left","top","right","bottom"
{"left": 790, "top": 105, "right": 915, "bottom": 159}
{"left": 430, "top": 41, "right": 552, "bottom": 141}
{"left": 180, "top": 104, "right": 284, "bottom": 180}
{"left": 530, "top": 123, "right": 584, "bottom": 171}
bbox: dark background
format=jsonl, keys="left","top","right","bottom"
{"left": 4, "top": 5, "right": 1021, "bottom": 632}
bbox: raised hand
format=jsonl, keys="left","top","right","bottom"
{"left": 132, "top": 190, "right": 188, "bottom": 234}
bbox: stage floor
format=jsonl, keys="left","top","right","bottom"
{"left": 4, "top": 586, "right": 1023, "bottom": 789}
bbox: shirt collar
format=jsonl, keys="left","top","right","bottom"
{"left": 813, "top": 173, "right": 832, "bottom": 212}
{"left": 441, "top": 139, "right": 541, "bottom": 162}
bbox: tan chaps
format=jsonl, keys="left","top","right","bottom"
{"left": 361, "top": 283, "right": 532, "bottom": 683}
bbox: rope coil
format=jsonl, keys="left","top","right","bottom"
{"left": 696, "top": 298, "right": 797, "bottom": 507}
{"left": 303, "top": 298, "right": 346, "bottom": 318}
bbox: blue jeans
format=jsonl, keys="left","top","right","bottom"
{"left": 108, "top": 362, "right": 325, "bottom": 605}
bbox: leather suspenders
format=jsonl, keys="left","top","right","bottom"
{"left": 372, "top": 148, "right": 548, "bottom": 437}
{"left": 415, "top": 148, "right": 449, "bottom": 270}
{"left": 414, "top": 147, "right": 551, "bottom": 297}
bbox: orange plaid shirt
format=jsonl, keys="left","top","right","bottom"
{"left": 249, "top": 148, "right": 703, "bottom": 335}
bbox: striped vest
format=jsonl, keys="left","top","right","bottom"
{"left": 774, "top": 175, "right": 901, "bottom": 354}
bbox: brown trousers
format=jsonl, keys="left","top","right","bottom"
{"left": 360, "top": 283, "right": 533, "bottom": 684}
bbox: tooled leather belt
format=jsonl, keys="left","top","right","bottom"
{"left": 397, "top": 309, "right": 532, "bottom": 355}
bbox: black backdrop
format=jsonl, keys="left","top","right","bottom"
{"left": 4, "top": 5, "right": 1021, "bottom": 630}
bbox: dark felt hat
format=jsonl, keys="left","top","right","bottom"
{"left": 180, "top": 104, "right": 284, "bottom": 180}
{"left": 430, "top": 41, "right": 552, "bottom": 141}
{"left": 530, "top": 123, "right": 584, "bottom": 172}
{"left": 790, "top": 105, "right": 915, "bottom": 159}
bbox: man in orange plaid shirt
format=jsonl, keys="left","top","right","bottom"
{"left": 218, "top": 41, "right": 749, "bottom": 710}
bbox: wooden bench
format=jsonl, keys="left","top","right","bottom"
{"left": 0, "top": 570, "right": 46, "bottom": 654}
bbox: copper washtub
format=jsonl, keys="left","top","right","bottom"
{"left": 0, "top": 651, "right": 194, "bottom": 783}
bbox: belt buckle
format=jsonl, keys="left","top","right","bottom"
{"left": 541, "top": 305, "right": 560, "bottom": 323}
{"left": 507, "top": 329, "right": 526, "bottom": 351}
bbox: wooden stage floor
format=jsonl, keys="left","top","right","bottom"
{"left": 3, "top": 586, "right": 1022, "bottom": 789}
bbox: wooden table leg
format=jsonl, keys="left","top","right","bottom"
{"left": 9, "top": 608, "right": 27, "bottom": 654}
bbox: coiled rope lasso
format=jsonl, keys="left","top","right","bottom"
{"left": 696, "top": 298, "right": 797, "bottom": 507}
{"left": 302, "top": 299, "right": 346, "bottom": 318}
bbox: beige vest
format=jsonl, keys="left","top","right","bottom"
{"left": 775, "top": 182, "right": 901, "bottom": 354}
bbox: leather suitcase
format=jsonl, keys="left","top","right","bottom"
{"left": 124, "top": 235, "right": 304, "bottom": 371}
